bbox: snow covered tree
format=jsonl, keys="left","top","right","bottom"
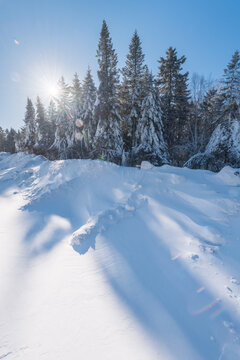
{"left": 69, "top": 73, "right": 84, "bottom": 158}
{"left": 188, "top": 74, "right": 210, "bottom": 153}
{"left": 134, "top": 75, "right": 169, "bottom": 165}
{"left": 71, "top": 72, "right": 83, "bottom": 119}
{"left": 186, "top": 51, "right": 240, "bottom": 171}
{"left": 94, "top": 20, "right": 123, "bottom": 164}
{"left": 219, "top": 50, "right": 240, "bottom": 123}
{"left": 80, "top": 68, "right": 97, "bottom": 157}
{"left": 5, "top": 128, "right": 16, "bottom": 153}
{"left": 120, "top": 31, "right": 146, "bottom": 162}
{"left": 52, "top": 77, "right": 74, "bottom": 159}
{"left": 0, "top": 127, "right": 6, "bottom": 152}
{"left": 199, "top": 87, "right": 222, "bottom": 149}
{"left": 157, "top": 47, "right": 190, "bottom": 164}
{"left": 34, "top": 96, "right": 51, "bottom": 156}
{"left": 23, "top": 98, "right": 36, "bottom": 153}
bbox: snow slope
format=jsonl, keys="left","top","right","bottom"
{"left": 1, "top": 152, "right": 240, "bottom": 360}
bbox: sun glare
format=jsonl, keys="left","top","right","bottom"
{"left": 28, "top": 60, "right": 64, "bottom": 101}
{"left": 44, "top": 81, "right": 59, "bottom": 97}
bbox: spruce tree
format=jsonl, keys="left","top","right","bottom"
{"left": 81, "top": 68, "right": 97, "bottom": 157}
{"left": 200, "top": 87, "right": 222, "bottom": 150}
{"left": 134, "top": 75, "right": 169, "bottom": 165}
{"left": 52, "top": 77, "right": 74, "bottom": 159}
{"left": 120, "top": 31, "right": 146, "bottom": 162}
{"left": 70, "top": 73, "right": 83, "bottom": 158}
{"left": 5, "top": 128, "right": 16, "bottom": 153}
{"left": 71, "top": 72, "right": 83, "bottom": 119}
{"left": 157, "top": 47, "right": 190, "bottom": 164}
{"left": 94, "top": 20, "right": 123, "bottom": 164}
{"left": 47, "top": 99, "right": 57, "bottom": 143}
{"left": 23, "top": 98, "right": 36, "bottom": 153}
{"left": 219, "top": 50, "right": 240, "bottom": 122}
{"left": 0, "top": 127, "right": 6, "bottom": 152}
{"left": 35, "top": 96, "right": 51, "bottom": 156}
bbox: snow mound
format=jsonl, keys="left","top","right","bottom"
{"left": 1, "top": 153, "right": 240, "bottom": 360}
{"left": 140, "top": 160, "right": 154, "bottom": 170}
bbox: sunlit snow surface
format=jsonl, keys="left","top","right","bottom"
{"left": 0, "top": 152, "right": 240, "bottom": 360}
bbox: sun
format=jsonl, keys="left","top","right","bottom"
{"left": 44, "top": 80, "right": 59, "bottom": 98}
{"left": 28, "top": 61, "right": 63, "bottom": 100}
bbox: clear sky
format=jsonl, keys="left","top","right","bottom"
{"left": 0, "top": 0, "right": 239, "bottom": 129}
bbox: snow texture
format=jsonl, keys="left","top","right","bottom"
{"left": 1, "top": 152, "right": 240, "bottom": 359}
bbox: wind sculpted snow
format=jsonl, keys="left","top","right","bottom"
{"left": 1, "top": 153, "right": 240, "bottom": 359}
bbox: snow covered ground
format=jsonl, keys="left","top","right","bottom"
{"left": 1, "top": 152, "right": 240, "bottom": 360}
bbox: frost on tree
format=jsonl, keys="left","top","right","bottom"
{"left": 52, "top": 77, "right": 74, "bottom": 159}
{"left": 70, "top": 73, "right": 83, "bottom": 158}
{"left": 134, "top": 76, "right": 169, "bottom": 165}
{"left": 93, "top": 20, "right": 123, "bottom": 164}
{"left": 157, "top": 47, "right": 190, "bottom": 165}
{"left": 120, "top": 31, "right": 146, "bottom": 164}
{"left": 186, "top": 51, "right": 240, "bottom": 171}
{"left": 22, "top": 98, "right": 36, "bottom": 153}
{"left": 185, "top": 120, "right": 240, "bottom": 171}
{"left": 34, "top": 96, "right": 53, "bottom": 156}
{"left": 80, "top": 68, "right": 97, "bottom": 158}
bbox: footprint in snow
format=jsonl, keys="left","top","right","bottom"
{"left": 191, "top": 254, "right": 199, "bottom": 261}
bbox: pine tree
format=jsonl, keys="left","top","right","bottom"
{"left": 35, "top": 96, "right": 51, "bottom": 156}
{"left": 158, "top": 47, "right": 190, "bottom": 164}
{"left": 200, "top": 87, "right": 222, "bottom": 150}
{"left": 71, "top": 72, "right": 83, "bottom": 119}
{"left": 120, "top": 31, "right": 146, "bottom": 162}
{"left": 0, "top": 127, "right": 6, "bottom": 152}
{"left": 134, "top": 75, "right": 169, "bottom": 165}
{"left": 81, "top": 68, "right": 97, "bottom": 157}
{"left": 47, "top": 99, "right": 57, "bottom": 144}
{"left": 219, "top": 50, "right": 240, "bottom": 122}
{"left": 94, "top": 20, "right": 123, "bottom": 164}
{"left": 23, "top": 98, "right": 36, "bottom": 153}
{"left": 52, "top": 77, "right": 74, "bottom": 159}
{"left": 5, "top": 128, "right": 16, "bottom": 153}
{"left": 70, "top": 73, "right": 84, "bottom": 158}
{"left": 186, "top": 51, "right": 240, "bottom": 171}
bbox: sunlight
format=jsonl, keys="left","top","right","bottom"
{"left": 43, "top": 79, "right": 59, "bottom": 97}
{"left": 27, "top": 59, "right": 65, "bottom": 101}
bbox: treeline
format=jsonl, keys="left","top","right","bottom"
{"left": 1, "top": 20, "right": 240, "bottom": 169}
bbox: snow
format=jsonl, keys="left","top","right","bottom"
{"left": 1, "top": 152, "right": 240, "bottom": 359}
{"left": 186, "top": 120, "right": 240, "bottom": 171}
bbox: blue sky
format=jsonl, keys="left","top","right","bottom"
{"left": 0, "top": 0, "right": 239, "bottom": 129}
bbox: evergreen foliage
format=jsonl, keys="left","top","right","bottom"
{"left": 157, "top": 47, "right": 190, "bottom": 164}
{"left": 120, "top": 31, "right": 146, "bottom": 163}
{"left": 1, "top": 22, "right": 239, "bottom": 172}
{"left": 23, "top": 98, "right": 36, "bottom": 153}
{"left": 94, "top": 20, "right": 123, "bottom": 164}
{"left": 134, "top": 75, "right": 169, "bottom": 165}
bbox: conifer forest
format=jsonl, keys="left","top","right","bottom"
{"left": 1, "top": 20, "right": 240, "bottom": 171}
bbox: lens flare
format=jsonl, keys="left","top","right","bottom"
{"left": 193, "top": 298, "right": 221, "bottom": 316}
{"left": 76, "top": 132, "right": 83, "bottom": 141}
{"left": 171, "top": 253, "right": 181, "bottom": 261}
{"left": 210, "top": 306, "right": 225, "bottom": 319}
{"left": 196, "top": 286, "right": 205, "bottom": 293}
{"left": 75, "top": 119, "right": 83, "bottom": 128}
{"left": 13, "top": 38, "right": 20, "bottom": 45}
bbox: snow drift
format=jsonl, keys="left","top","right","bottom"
{"left": 1, "top": 152, "right": 240, "bottom": 360}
